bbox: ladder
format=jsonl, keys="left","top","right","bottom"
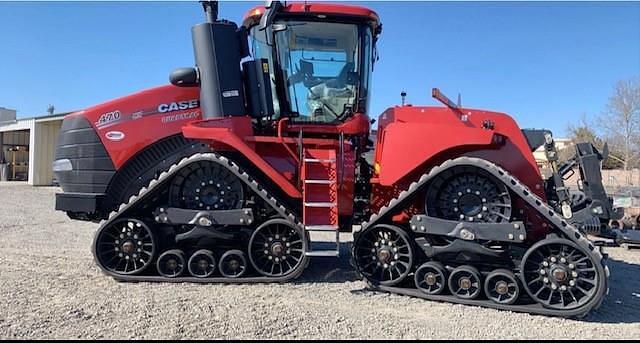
{"left": 301, "top": 148, "right": 340, "bottom": 257}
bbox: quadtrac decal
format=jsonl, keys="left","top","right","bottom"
{"left": 161, "top": 111, "right": 200, "bottom": 124}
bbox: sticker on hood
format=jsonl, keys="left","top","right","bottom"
{"left": 95, "top": 110, "right": 122, "bottom": 129}
{"left": 105, "top": 131, "right": 125, "bottom": 141}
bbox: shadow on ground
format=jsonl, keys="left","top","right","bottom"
{"left": 586, "top": 258, "right": 640, "bottom": 323}
{"left": 295, "top": 242, "right": 360, "bottom": 283}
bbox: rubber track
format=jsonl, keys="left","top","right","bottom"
{"left": 358, "top": 157, "right": 609, "bottom": 318}
{"left": 92, "top": 152, "right": 308, "bottom": 283}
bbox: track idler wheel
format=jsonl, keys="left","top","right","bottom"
{"left": 484, "top": 269, "right": 520, "bottom": 305}
{"left": 188, "top": 249, "right": 216, "bottom": 278}
{"left": 157, "top": 250, "right": 186, "bottom": 278}
{"left": 354, "top": 224, "right": 414, "bottom": 286}
{"left": 93, "top": 218, "right": 156, "bottom": 275}
{"left": 521, "top": 238, "right": 605, "bottom": 311}
{"left": 448, "top": 265, "right": 482, "bottom": 299}
{"left": 414, "top": 261, "right": 447, "bottom": 295}
{"left": 248, "top": 219, "right": 307, "bottom": 277}
{"left": 218, "top": 250, "right": 248, "bottom": 278}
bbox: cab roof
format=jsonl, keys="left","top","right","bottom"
{"left": 242, "top": 2, "right": 381, "bottom": 32}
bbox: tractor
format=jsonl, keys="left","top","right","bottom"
{"left": 54, "top": 1, "right": 617, "bottom": 317}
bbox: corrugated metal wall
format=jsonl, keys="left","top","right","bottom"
{"left": 1, "top": 129, "right": 30, "bottom": 180}
{"left": 1, "top": 117, "right": 64, "bottom": 185}
{"left": 30, "top": 121, "right": 61, "bottom": 186}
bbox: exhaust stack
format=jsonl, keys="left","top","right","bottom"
{"left": 190, "top": 0, "right": 246, "bottom": 119}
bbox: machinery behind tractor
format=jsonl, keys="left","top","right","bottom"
{"left": 53, "top": 1, "right": 620, "bottom": 317}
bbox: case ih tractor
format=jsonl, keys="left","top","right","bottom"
{"left": 54, "top": 1, "right": 619, "bottom": 317}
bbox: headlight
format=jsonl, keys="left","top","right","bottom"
{"left": 52, "top": 159, "right": 73, "bottom": 172}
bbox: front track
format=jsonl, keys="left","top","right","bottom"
{"left": 92, "top": 153, "right": 309, "bottom": 283}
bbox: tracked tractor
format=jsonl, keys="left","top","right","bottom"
{"left": 54, "top": 1, "right": 617, "bottom": 317}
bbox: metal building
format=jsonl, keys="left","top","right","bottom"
{"left": 0, "top": 107, "right": 67, "bottom": 185}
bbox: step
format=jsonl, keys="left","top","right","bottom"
{"left": 304, "top": 179, "right": 335, "bottom": 185}
{"left": 304, "top": 158, "right": 336, "bottom": 163}
{"left": 305, "top": 251, "right": 340, "bottom": 257}
{"left": 304, "top": 202, "right": 338, "bottom": 208}
{"left": 305, "top": 225, "right": 339, "bottom": 231}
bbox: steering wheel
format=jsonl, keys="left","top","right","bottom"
{"left": 287, "top": 63, "right": 321, "bottom": 88}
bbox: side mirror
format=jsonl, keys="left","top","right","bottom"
{"left": 170, "top": 67, "right": 199, "bottom": 87}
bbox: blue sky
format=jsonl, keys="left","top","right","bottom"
{"left": 0, "top": 1, "right": 638, "bottom": 136}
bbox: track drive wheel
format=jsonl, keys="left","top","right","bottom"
{"left": 93, "top": 218, "right": 156, "bottom": 275}
{"left": 169, "top": 160, "right": 244, "bottom": 210}
{"left": 218, "top": 250, "right": 248, "bottom": 278}
{"left": 484, "top": 269, "right": 520, "bottom": 305}
{"left": 354, "top": 224, "right": 414, "bottom": 286}
{"left": 448, "top": 265, "right": 482, "bottom": 299}
{"left": 414, "top": 261, "right": 447, "bottom": 295}
{"left": 248, "top": 219, "right": 307, "bottom": 277}
{"left": 188, "top": 249, "right": 216, "bottom": 278}
{"left": 425, "top": 165, "right": 512, "bottom": 223}
{"left": 157, "top": 250, "right": 186, "bottom": 278}
{"left": 521, "top": 238, "right": 605, "bottom": 311}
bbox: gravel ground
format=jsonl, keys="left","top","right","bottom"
{"left": 1, "top": 182, "right": 640, "bottom": 339}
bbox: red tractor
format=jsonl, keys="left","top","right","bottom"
{"left": 54, "top": 1, "right": 616, "bottom": 317}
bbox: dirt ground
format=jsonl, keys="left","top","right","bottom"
{"left": 1, "top": 183, "right": 639, "bottom": 339}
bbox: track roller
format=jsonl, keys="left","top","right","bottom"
{"left": 218, "top": 250, "right": 247, "bottom": 278}
{"left": 448, "top": 265, "right": 482, "bottom": 299}
{"left": 157, "top": 250, "right": 186, "bottom": 278}
{"left": 188, "top": 249, "right": 216, "bottom": 278}
{"left": 414, "top": 261, "right": 447, "bottom": 295}
{"left": 484, "top": 269, "right": 520, "bottom": 305}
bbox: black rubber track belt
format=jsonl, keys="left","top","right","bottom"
{"left": 355, "top": 157, "right": 609, "bottom": 318}
{"left": 92, "top": 153, "right": 309, "bottom": 283}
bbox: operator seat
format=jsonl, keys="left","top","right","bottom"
{"left": 308, "top": 62, "right": 356, "bottom": 122}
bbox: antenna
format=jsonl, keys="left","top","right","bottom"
{"left": 47, "top": 105, "right": 55, "bottom": 115}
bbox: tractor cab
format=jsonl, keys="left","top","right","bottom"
{"left": 242, "top": 2, "right": 381, "bottom": 126}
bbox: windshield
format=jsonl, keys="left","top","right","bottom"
{"left": 250, "top": 20, "right": 371, "bottom": 123}
{"left": 276, "top": 21, "right": 362, "bottom": 123}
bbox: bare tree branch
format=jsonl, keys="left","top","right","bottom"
{"left": 598, "top": 76, "right": 640, "bottom": 170}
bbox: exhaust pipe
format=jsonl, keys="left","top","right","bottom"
{"left": 174, "top": 0, "right": 247, "bottom": 120}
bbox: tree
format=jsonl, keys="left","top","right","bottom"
{"left": 563, "top": 116, "right": 623, "bottom": 168}
{"left": 598, "top": 77, "right": 640, "bottom": 170}
{"left": 567, "top": 115, "right": 600, "bottom": 147}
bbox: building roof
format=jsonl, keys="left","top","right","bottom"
{"left": 0, "top": 112, "right": 71, "bottom": 128}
